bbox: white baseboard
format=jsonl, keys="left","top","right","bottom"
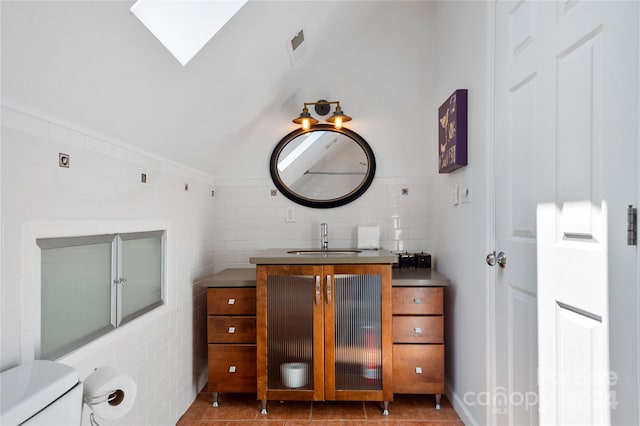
{"left": 446, "top": 380, "right": 481, "bottom": 426}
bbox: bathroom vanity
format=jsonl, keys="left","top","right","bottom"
{"left": 200, "top": 251, "right": 449, "bottom": 413}
{"left": 251, "top": 248, "right": 396, "bottom": 414}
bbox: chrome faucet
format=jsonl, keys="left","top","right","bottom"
{"left": 320, "top": 223, "right": 328, "bottom": 250}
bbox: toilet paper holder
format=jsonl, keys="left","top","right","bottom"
{"left": 84, "top": 389, "right": 124, "bottom": 406}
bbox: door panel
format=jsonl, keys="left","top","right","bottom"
{"left": 496, "top": 1, "right": 638, "bottom": 425}
{"left": 508, "top": 289, "right": 537, "bottom": 426}
{"left": 556, "top": 303, "right": 607, "bottom": 425}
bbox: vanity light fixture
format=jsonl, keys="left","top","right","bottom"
{"left": 292, "top": 100, "right": 352, "bottom": 130}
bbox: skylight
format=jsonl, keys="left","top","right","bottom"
{"left": 130, "top": 0, "right": 248, "bottom": 66}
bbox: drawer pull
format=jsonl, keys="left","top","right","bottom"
{"left": 227, "top": 298, "right": 236, "bottom": 305}
{"left": 228, "top": 326, "right": 236, "bottom": 334}
{"left": 414, "top": 298, "right": 423, "bottom": 304}
{"left": 415, "top": 367, "right": 423, "bottom": 374}
{"left": 414, "top": 327, "right": 423, "bottom": 334}
{"left": 228, "top": 365, "right": 237, "bottom": 373}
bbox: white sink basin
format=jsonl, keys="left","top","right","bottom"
{"left": 287, "top": 249, "right": 362, "bottom": 255}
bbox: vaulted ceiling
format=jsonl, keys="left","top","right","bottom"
{"left": 2, "top": 1, "right": 432, "bottom": 176}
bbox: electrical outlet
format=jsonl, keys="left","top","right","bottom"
{"left": 285, "top": 206, "right": 296, "bottom": 223}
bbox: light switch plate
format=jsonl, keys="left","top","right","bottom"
{"left": 451, "top": 184, "right": 459, "bottom": 206}
{"left": 461, "top": 186, "right": 471, "bottom": 203}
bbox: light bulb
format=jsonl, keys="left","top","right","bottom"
{"left": 333, "top": 116, "right": 343, "bottom": 129}
{"left": 302, "top": 118, "right": 311, "bottom": 130}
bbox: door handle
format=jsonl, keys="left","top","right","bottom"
{"left": 326, "top": 275, "right": 332, "bottom": 304}
{"left": 315, "top": 275, "right": 321, "bottom": 305}
{"left": 486, "top": 251, "right": 507, "bottom": 268}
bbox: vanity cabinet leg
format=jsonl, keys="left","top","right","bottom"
{"left": 382, "top": 401, "right": 390, "bottom": 416}
{"left": 260, "top": 400, "right": 268, "bottom": 415}
{"left": 212, "top": 392, "right": 219, "bottom": 407}
{"left": 435, "top": 394, "right": 442, "bottom": 410}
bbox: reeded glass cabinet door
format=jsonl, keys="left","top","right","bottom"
{"left": 332, "top": 273, "right": 382, "bottom": 390}
{"left": 257, "top": 265, "right": 324, "bottom": 402}
{"left": 325, "top": 264, "right": 392, "bottom": 402}
{"left": 266, "top": 273, "right": 315, "bottom": 390}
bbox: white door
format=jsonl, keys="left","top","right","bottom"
{"left": 493, "top": 1, "right": 543, "bottom": 423}
{"left": 536, "top": 1, "right": 639, "bottom": 424}
{"left": 493, "top": 1, "right": 638, "bottom": 425}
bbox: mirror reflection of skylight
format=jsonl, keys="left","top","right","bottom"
{"left": 130, "top": 0, "right": 248, "bottom": 66}
{"left": 278, "top": 132, "right": 323, "bottom": 172}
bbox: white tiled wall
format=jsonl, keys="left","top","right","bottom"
{"left": 1, "top": 104, "right": 435, "bottom": 424}
{"left": 1, "top": 106, "right": 215, "bottom": 425}
{"left": 211, "top": 176, "right": 435, "bottom": 271}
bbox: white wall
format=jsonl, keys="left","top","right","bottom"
{"left": 0, "top": 105, "right": 215, "bottom": 425}
{"left": 211, "top": 176, "right": 435, "bottom": 271}
{"left": 211, "top": 1, "right": 439, "bottom": 271}
{"left": 433, "top": 2, "right": 493, "bottom": 425}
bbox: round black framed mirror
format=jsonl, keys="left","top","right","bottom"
{"left": 270, "top": 124, "right": 376, "bottom": 208}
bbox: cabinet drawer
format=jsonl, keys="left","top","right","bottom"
{"left": 393, "top": 344, "right": 444, "bottom": 394}
{"left": 392, "top": 316, "right": 443, "bottom": 343}
{"left": 208, "top": 344, "right": 257, "bottom": 392}
{"left": 392, "top": 287, "right": 443, "bottom": 315}
{"left": 207, "top": 316, "right": 256, "bottom": 343}
{"left": 208, "top": 288, "right": 256, "bottom": 315}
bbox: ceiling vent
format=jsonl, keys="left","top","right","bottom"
{"left": 291, "top": 29, "right": 305, "bottom": 51}
{"left": 287, "top": 29, "right": 307, "bottom": 66}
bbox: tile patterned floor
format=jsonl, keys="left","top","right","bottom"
{"left": 177, "top": 392, "right": 464, "bottom": 425}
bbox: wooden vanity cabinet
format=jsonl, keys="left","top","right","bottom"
{"left": 256, "top": 264, "right": 393, "bottom": 414}
{"left": 392, "top": 285, "right": 445, "bottom": 408}
{"left": 206, "top": 287, "right": 257, "bottom": 406}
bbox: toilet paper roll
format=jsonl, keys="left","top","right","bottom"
{"left": 357, "top": 225, "right": 380, "bottom": 249}
{"left": 83, "top": 366, "right": 137, "bottom": 420}
{"left": 281, "top": 362, "right": 307, "bottom": 388}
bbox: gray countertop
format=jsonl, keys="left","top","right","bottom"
{"left": 198, "top": 268, "right": 258, "bottom": 288}
{"left": 249, "top": 248, "right": 398, "bottom": 265}
{"left": 391, "top": 268, "right": 450, "bottom": 287}
{"left": 199, "top": 267, "right": 449, "bottom": 288}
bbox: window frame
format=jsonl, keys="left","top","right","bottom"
{"left": 36, "top": 230, "right": 166, "bottom": 360}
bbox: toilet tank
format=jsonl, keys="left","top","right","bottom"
{"left": 0, "top": 360, "right": 82, "bottom": 426}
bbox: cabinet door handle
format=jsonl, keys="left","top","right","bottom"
{"left": 228, "top": 327, "right": 236, "bottom": 334}
{"left": 326, "top": 275, "right": 332, "bottom": 304}
{"left": 415, "top": 367, "right": 423, "bottom": 374}
{"left": 414, "top": 298, "right": 423, "bottom": 304}
{"left": 315, "top": 275, "right": 321, "bottom": 305}
{"left": 228, "top": 365, "right": 236, "bottom": 373}
{"left": 227, "top": 298, "right": 236, "bottom": 305}
{"left": 414, "top": 327, "right": 422, "bottom": 334}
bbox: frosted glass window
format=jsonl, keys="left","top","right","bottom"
{"left": 39, "top": 235, "right": 114, "bottom": 360}
{"left": 37, "top": 230, "right": 165, "bottom": 359}
{"left": 120, "top": 231, "right": 163, "bottom": 324}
